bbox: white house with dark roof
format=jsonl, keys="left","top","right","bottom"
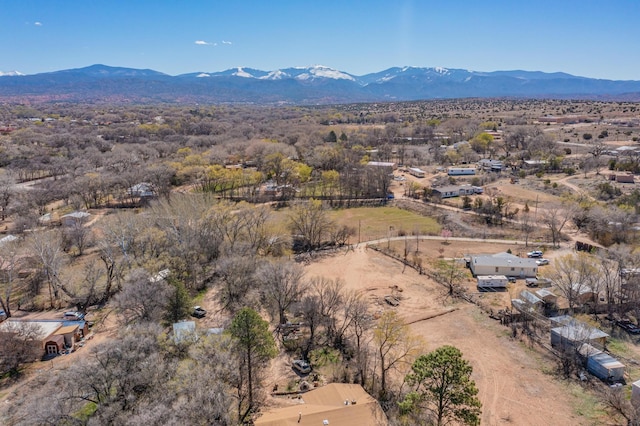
{"left": 468, "top": 252, "right": 538, "bottom": 278}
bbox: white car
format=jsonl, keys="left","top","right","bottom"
{"left": 536, "top": 258, "right": 550, "bottom": 266}
{"left": 292, "top": 359, "right": 311, "bottom": 374}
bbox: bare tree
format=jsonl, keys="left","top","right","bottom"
{"left": 288, "top": 199, "right": 335, "bottom": 251}
{"left": 0, "top": 239, "right": 22, "bottom": 317}
{"left": 0, "top": 321, "right": 43, "bottom": 375}
{"left": 348, "top": 295, "right": 373, "bottom": 387}
{"left": 62, "top": 219, "right": 93, "bottom": 256}
{"left": 373, "top": 310, "right": 422, "bottom": 399}
{"left": 216, "top": 255, "right": 260, "bottom": 314}
{"left": 27, "top": 230, "right": 66, "bottom": 308}
{"left": 544, "top": 253, "right": 597, "bottom": 313}
{"left": 541, "top": 202, "right": 575, "bottom": 247}
{"left": 258, "top": 260, "right": 307, "bottom": 325}
{"left": 112, "top": 269, "right": 172, "bottom": 323}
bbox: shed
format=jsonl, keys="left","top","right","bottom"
{"left": 570, "top": 283, "right": 598, "bottom": 305}
{"left": 173, "top": 321, "right": 196, "bottom": 343}
{"left": 519, "top": 291, "right": 543, "bottom": 307}
{"left": 535, "top": 288, "right": 558, "bottom": 304}
{"left": 632, "top": 380, "right": 640, "bottom": 407}
{"left": 587, "top": 352, "right": 625, "bottom": 382}
{"left": 550, "top": 321, "right": 609, "bottom": 350}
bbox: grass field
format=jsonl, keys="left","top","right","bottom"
{"left": 328, "top": 206, "right": 441, "bottom": 242}
{"left": 268, "top": 204, "right": 441, "bottom": 244}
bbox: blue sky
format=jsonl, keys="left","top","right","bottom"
{"left": 1, "top": 0, "right": 639, "bottom": 80}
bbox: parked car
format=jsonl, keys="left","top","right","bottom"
{"left": 525, "top": 278, "right": 538, "bottom": 287}
{"left": 292, "top": 359, "right": 311, "bottom": 374}
{"left": 507, "top": 276, "right": 517, "bottom": 283}
{"left": 527, "top": 250, "right": 543, "bottom": 258}
{"left": 63, "top": 311, "right": 85, "bottom": 321}
{"left": 536, "top": 258, "right": 550, "bottom": 266}
{"left": 616, "top": 320, "right": 640, "bottom": 335}
{"left": 0, "top": 309, "right": 6, "bottom": 321}
{"left": 192, "top": 306, "right": 207, "bottom": 318}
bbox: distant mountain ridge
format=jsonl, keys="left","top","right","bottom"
{"left": 1, "top": 64, "right": 639, "bottom": 104}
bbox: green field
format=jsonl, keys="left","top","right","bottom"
{"left": 268, "top": 205, "right": 441, "bottom": 244}
{"left": 328, "top": 206, "right": 441, "bottom": 242}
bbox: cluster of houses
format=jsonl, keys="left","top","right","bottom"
{"left": 466, "top": 251, "right": 637, "bottom": 387}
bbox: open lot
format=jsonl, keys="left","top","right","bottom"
{"left": 301, "top": 245, "right": 588, "bottom": 425}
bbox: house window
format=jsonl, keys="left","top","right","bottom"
{"left": 46, "top": 344, "right": 58, "bottom": 355}
{"left": 495, "top": 267, "right": 499, "bottom": 273}
{"left": 511, "top": 267, "right": 515, "bottom": 271}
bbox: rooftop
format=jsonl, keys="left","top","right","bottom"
{"left": 255, "top": 383, "right": 387, "bottom": 426}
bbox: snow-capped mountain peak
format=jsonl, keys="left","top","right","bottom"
{"left": 293, "top": 65, "right": 355, "bottom": 81}
{"left": 232, "top": 67, "right": 254, "bottom": 78}
{"left": 0, "top": 71, "right": 24, "bottom": 77}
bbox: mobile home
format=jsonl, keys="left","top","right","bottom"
{"left": 408, "top": 167, "right": 426, "bottom": 178}
{"left": 448, "top": 167, "right": 476, "bottom": 176}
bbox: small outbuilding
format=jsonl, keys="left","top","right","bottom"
{"left": 519, "top": 291, "right": 543, "bottom": 308}
{"left": 535, "top": 288, "right": 558, "bottom": 305}
{"left": 550, "top": 317, "right": 609, "bottom": 350}
{"left": 632, "top": 380, "right": 640, "bottom": 407}
{"left": 578, "top": 344, "right": 625, "bottom": 383}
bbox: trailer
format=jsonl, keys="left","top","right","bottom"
{"left": 477, "top": 275, "right": 509, "bottom": 289}
{"left": 408, "top": 167, "right": 426, "bottom": 178}
{"left": 448, "top": 167, "right": 476, "bottom": 176}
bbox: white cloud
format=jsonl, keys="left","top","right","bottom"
{"left": 195, "top": 40, "right": 210, "bottom": 45}
{"left": 222, "top": 40, "right": 232, "bottom": 45}
{"left": 34, "top": 21, "right": 42, "bottom": 26}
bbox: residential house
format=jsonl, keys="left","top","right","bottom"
{"left": 608, "top": 174, "right": 635, "bottom": 184}
{"left": 60, "top": 211, "right": 91, "bottom": 227}
{"left": 432, "top": 185, "right": 481, "bottom": 199}
{"left": 447, "top": 167, "right": 476, "bottom": 176}
{"left": 255, "top": 383, "right": 388, "bottom": 426}
{"left": 127, "top": 182, "right": 156, "bottom": 198}
{"left": 478, "top": 159, "right": 504, "bottom": 172}
{"left": 468, "top": 252, "right": 538, "bottom": 278}
{"left": 0, "top": 319, "right": 88, "bottom": 357}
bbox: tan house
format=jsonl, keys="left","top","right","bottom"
{"left": 255, "top": 383, "right": 388, "bottom": 426}
{"left": 0, "top": 319, "right": 87, "bottom": 356}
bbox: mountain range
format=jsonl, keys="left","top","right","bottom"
{"left": 1, "top": 64, "right": 639, "bottom": 104}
